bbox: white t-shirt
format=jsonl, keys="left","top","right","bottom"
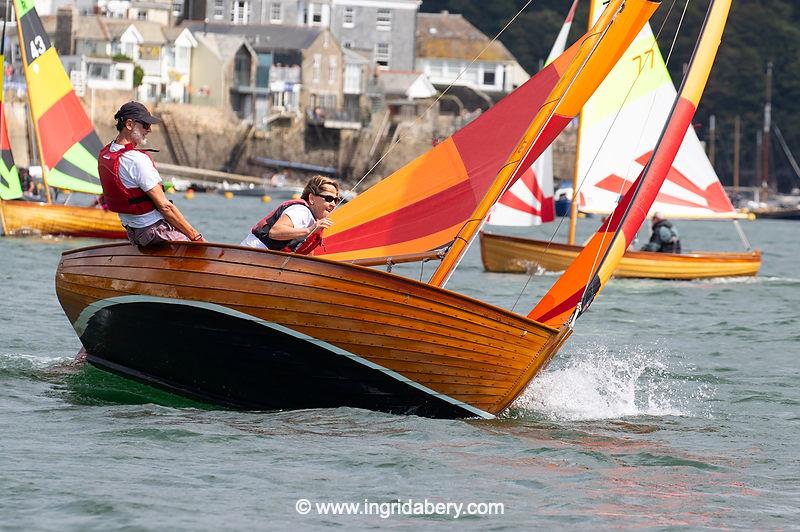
{"left": 240, "top": 204, "right": 315, "bottom": 249}
{"left": 109, "top": 141, "right": 164, "bottom": 228}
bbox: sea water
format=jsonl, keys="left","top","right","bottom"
{"left": 1, "top": 194, "right": 797, "bottom": 529}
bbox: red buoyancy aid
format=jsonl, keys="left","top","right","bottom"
{"left": 98, "top": 142, "right": 158, "bottom": 215}
{"left": 251, "top": 199, "right": 324, "bottom": 255}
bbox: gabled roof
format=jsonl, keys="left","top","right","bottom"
{"left": 342, "top": 47, "right": 370, "bottom": 65}
{"left": 416, "top": 12, "right": 514, "bottom": 62}
{"left": 378, "top": 70, "right": 437, "bottom": 99}
{"left": 181, "top": 22, "right": 322, "bottom": 52}
{"left": 194, "top": 32, "right": 254, "bottom": 63}
{"left": 42, "top": 14, "right": 111, "bottom": 41}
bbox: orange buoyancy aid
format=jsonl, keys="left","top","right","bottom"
{"left": 98, "top": 143, "right": 158, "bottom": 215}
{"left": 251, "top": 199, "right": 324, "bottom": 255}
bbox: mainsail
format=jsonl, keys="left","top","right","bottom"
{"left": 576, "top": 0, "right": 736, "bottom": 219}
{"left": 318, "top": 0, "right": 657, "bottom": 264}
{"left": 0, "top": 11, "right": 21, "bottom": 200}
{"left": 12, "top": 0, "right": 103, "bottom": 196}
{"left": 531, "top": 0, "right": 733, "bottom": 327}
{"left": 486, "top": 0, "right": 579, "bottom": 227}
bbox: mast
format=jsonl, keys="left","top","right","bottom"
{"left": 761, "top": 61, "right": 772, "bottom": 196}
{"left": 733, "top": 115, "right": 740, "bottom": 193}
{"left": 569, "top": 0, "right": 600, "bottom": 246}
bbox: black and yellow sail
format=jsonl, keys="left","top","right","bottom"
{"left": 12, "top": 0, "right": 103, "bottom": 195}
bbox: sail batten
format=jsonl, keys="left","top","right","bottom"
{"left": 12, "top": 0, "right": 103, "bottom": 196}
{"left": 530, "top": 0, "right": 733, "bottom": 327}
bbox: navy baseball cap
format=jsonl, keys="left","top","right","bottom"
{"left": 114, "top": 101, "right": 160, "bottom": 124}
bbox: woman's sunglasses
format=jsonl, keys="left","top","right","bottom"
{"left": 316, "top": 192, "right": 340, "bottom": 204}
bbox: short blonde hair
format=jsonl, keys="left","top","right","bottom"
{"left": 302, "top": 175, "right": 339, "bottom": 201}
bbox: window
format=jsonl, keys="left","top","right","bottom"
{"left": 213, "top": 0, "right": 224, "bottom": 19}
{"left": 172, "top": 0, "right": 183, "bottom": 17}
{"left": 341, "top": 40, "right": 353, "bottom": 49}
{"left": 310, "top": 3, "right": 323, "bottom": 26}
{"left": 270, "top": 2, "right": 282, "bottom": 23}
{"left": 136, "top": 10, "right": 147, "bottom": 21}
{"left": 482, "top": 69, "right": 496, "bottom": 86}
{"left": 343, "top": 7, "right": 354, "bottom": 28}
{"left": 88, "top": 63, "right": 110, "bottom": 80}
{"left": 374, "top": 42, "right": 390, "bottom": 70}
{"left": 231, "top": 0, "right": 250, "bottom": 24}
{"left": 376, "top": 9, "right": 391, "bottom": 31}
{"left": 312, "top": 54, "right": 321, "bottom": 83}
{"left": 140, "top": 45, "right": 161, "bottom": 61}
{"left": 328, "top": 56, "right": 336, "bottom": 85}
{"left": 116, "top": 68, "right": 127, "bottom": 81}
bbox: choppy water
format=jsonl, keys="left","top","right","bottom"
{"left": 1, "top": 194, "right": 798, "bottom": 529}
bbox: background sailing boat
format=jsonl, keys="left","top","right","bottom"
{"left": 480, "top": 0, "right": 760, "bottom": 279}
{"left": 0, "top": 0, "right": 124, "bottom": 238}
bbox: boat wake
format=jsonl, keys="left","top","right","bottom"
{"left": 511, "top": 344, "right": 713, "bottom": 421}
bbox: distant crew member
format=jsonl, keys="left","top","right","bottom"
{"left": 641, "top": 212, "right": 681, "bottom": 253}
{"left": 240, "top": 175, "right": 338, "bottom": 255}
{"left": 99, "top": 101, "right": 204, "bottom": 246}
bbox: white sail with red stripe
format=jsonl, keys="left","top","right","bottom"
{"left": 487, "top": 0, "right": 579, "bottom": 226}
{"left": 576, "top": 0, "right": 736, "bottom": 219}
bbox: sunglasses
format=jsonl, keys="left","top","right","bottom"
{"left": 129, "top": 119, "right": 151, "bottom": 131}
{"left": 316, "top": 192, "right": 340, "bottom": 204}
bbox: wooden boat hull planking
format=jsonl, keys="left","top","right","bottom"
{"left": 0, "top": 200, "right": 126, "bottom": 239}
{"left": 480, "top": 232, "right": 761, "bottom": 279}
{"left": 55, "top": 243, "right": 569, "bottom": 418}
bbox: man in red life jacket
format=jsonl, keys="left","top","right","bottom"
{"left": 99, "top": 101, "right": 204, "bottom": 246}
{"left": 240, "top": 175, "right": 338, "bottom": 254}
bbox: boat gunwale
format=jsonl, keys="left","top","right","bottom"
{"left": 58, "top": 241, "right": 561, "bottom": 335}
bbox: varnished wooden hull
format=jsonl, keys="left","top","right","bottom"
{"left": 0, "top": 200, "right": 126, "bottom": 239}
{"left": 55, "top": 243, "right": 571, "bottom": 418}
{"left": 480, "top": 232, "right": 761, "bottom": 279}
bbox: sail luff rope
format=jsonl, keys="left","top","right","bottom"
{"left": 333, "top": 0, "right": 537, "bottom": 209}
{"left": 510, "top": 0, "right": 682, "bottom": 312}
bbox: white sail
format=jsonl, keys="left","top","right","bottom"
{"left": 487, "top": 0, "right": 579, "bottom": 226}
{"left": 577, "top": 0, "right": 736, "bottom": 219}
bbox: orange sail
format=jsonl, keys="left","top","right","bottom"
{"left": 317, "top": 0, "right": 659, "bottom": 265}
{"left": 531, "top": 0, "right": 733, "bottom": 327}
{"left": 12, "top": 0, "right": 104, "bottom": 196}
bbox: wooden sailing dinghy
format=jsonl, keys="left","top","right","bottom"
{"left": 481, "top": 0, "right": 760, "bottom": 279}
{"left": 0, "top": 0, "right": 124, "bottom": 238}
{"left": 56, "top": 0, "right": 728, "bottom": 418}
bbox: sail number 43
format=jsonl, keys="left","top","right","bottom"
{"left": 29, "top": 35, "right": 47, "bottom": 60}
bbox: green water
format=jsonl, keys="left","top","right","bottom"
{"left": 1, "top": 194, "right": 797, "bottom": 528}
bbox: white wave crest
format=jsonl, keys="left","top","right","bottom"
{"left": 513, "top": 344, "right": 709, "bottom": 421}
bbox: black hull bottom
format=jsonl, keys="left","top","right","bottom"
{"left": 78, "top": 300, "right": 477, "bottom": 419}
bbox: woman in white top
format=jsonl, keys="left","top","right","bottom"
{"left": 240, "top": 175, "right": 338, "bottom": 254}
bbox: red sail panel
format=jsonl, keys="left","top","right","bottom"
{"left": 316, "top": 48, "right": 572, "bottom": 262}
{"left": 37, "top": 91, "right": 95, "bottom": 170}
